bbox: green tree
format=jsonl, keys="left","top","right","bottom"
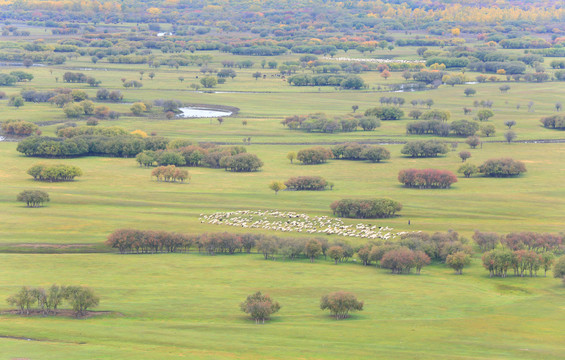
{"left": 481, "top": 124, "right": 496, "bottom": 137}
{"left": 305, "top": 239, "right": 322, "bottom": 262}
{"left": 200, "top": 76, "right": 218, "bottom": 88}
{"left": 446, "top": 251, "right": 471, "bottom": 274}
{"left": 63, "top": 103, "right": 84, "bottom": 118}
{"left": 8, "top": 95, "right": 24, "bottom": 108}
{"left": 328, "top": 246, "right": 344, "bottom": 264}
{"left": 320, "top": 292, "right": 364, "bottom": 320}
{"left": 240, "top": 292, "right": 281, "bottom": 324}
{"left": 64, "top": 286, "right": 99, "bottom": 317}
{"left": 458, "top": 163, "right": 478, "bottom": 178}
{"left": 477, "top": 109, "right": 494, "bottom": 122}
{"left": 269, "top": 181, "right": 286, "bottom": 195}
{"left": 286, "top": 151, "right": 296, "bottom": 164}
{"left": 130, "top": 102, "right": 147, "bottom": 116}
{"left": 553, "top": 256, "right": 565, "bottom": 279}
{"left": 17, "top": 190, "right": 50, "bottom": 207}
{"left": 464, "top": 88, "right": 476, "bottom": 97}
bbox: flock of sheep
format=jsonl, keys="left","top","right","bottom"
{"left": 200, "top": 210, "right": 408, "bottom": 240}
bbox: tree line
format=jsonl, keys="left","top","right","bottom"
{"left": 330, "top": 199, "right": 402, "bottom": 219}
{"left": 281, "top": 113, "right": 380, "bottom": 133}
{"left": 105, "top": 229, "right": 565, "bottom": 281}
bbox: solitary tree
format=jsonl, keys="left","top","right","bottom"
{"left": 17, "top": 190, "right": 49, "bottom": 207}
{"left": 477, "top": 109, "right": 494, "bottom": 122}
{"left": 459, "top": 151, "right": 471, "bottom": 162}
{"left": 286, "top": 151, "right": 296, "bottom": 164}
{"left": 351, "top": 105, "right": 359, "bottom": 113}
{"left": 269, "top": 181, "right": 286, "bottom": 195}
{"left": 458, "top": 163, "right": 478, "bottom": 178}
{"left": 464, "top": 88, "right": 476, "bottom": 97}
{"left": 240, "top": 292, "right": 281, "bottom": 324}
{"left": 481, "top": 124, "right": 496, "bottom": 137}
{"left": 320, "top": 292, "right": 363, "bottom": 320}
{"left": 504, "top": 120, "right": 516, "bottom": 129}
{"left": 465, "top": 136, "right": 480, "bottom": 149}
{"left": 504, "top": 130, "right": 517, "bottom": 143}
{"left": 446, "top": 251, "right": 471, "bottom": 274}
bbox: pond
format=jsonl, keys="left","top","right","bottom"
{"left": 177, "top": 107, "right": 233, "bottom": 118}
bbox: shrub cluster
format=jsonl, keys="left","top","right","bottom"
{"left": 6, "top": 285, "right": 99, "bottom": 317}
{"left": 297, "top": 147, "right": 333, "bottom": 164}
{"left": 478, "top": 158, "right": 526, "bottom": 177}
{"left": 398, "top": 169, "right": 457, "bottom": 189}
{"left": 331, "top": 143, "right": 391, "bottom": 162}
{"left": 1, "top": 120, "right": 39, "bottom": 136}
{"left": 364, "top": 106, "right": 404, "bottom": 120}
{"left": 401, "top": 140, "right": 449, "bottom": 158}
{"left": 151, "top": 165, "right": 190, "bottom": 182}
{"left": 137, "top": 144, "right": 262, "bottom": 172}
{"left": 17, "top": 190, "right": 49, "bottom": 207}
{"left": 27, "top": 164, "right": 82, "bottom": 182}
{"left": 285, "top": 176, "right": 328, "bottom": 191}
{"left": 330, "top": 199, "right": 402, "bottom": 219}
{"left": 540, "top": 115, "right": 565, "bottom": 130}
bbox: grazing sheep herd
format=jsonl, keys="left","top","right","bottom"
{"left": 200, "top": 210, "right": 410, "bottom": 240}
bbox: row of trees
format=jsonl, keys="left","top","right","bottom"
{"left": 6, "top": 285, "right": 99, "bottom": 317}
{"left": 482, "top": 249, "right": 556, "bottom": 278}
{"left": 105, "top": 228, "right": 564, "bottom": 280}
{"left": 27, "top": 163, "right": 82, "bottom": 181}
{"left": 17, "top": 134, "right": 168, "bottom": 158}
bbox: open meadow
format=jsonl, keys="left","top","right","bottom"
{"left": 0, "top": 2, "right": 564, "bottom": 358}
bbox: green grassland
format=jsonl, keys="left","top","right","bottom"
{"left": 0, "top": 254, "right": 563, "bottom": 360}
{"left": 0, "top": 39, "right": 564, "bottom": 360}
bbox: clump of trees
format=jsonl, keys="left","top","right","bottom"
{"left": 331, "top": 143, "right": 390, "bottom": 163}
{"left": 6, "top": 285, "right": 99, "bottom": 318}
{"left": 17, "top": 190, "right": 49, "bottom": 207}
{"left": 401, "top": 140, "right": 449, "bottom": 158}
{"left": 1, "top": 120, "right": 39, "bottom": 136}
{"left": 285, "top": 176, "right": 328, "bottom": 191}
{"left": 381, "top": 247, "right": 430, "bottom": 274}
{"left": 297, "top": 147, "right": 333, "bottom": 164}
{"left": 540, "top": 115, "right": 565, "bottom": 130}
{"left": 364, "top": 106, "right": 404, "bottom": 120}
{"left": 482, "top": 249, "right": 552, "bottom": 278}
{"left": 478, "top": 158, "right": 526, "bottom": 177}
{"left": 398, "top": 169, "right": 458, "bottom": 189}
{"left": 240, "top": 292, "right": 281, "bottom": 324}
{"left": 151, "top": 165, "right": 190, "bottom": 182}
{"left": 136, "top": 144, "right": 262, "bottom": 172}
{"left": 27, "top": 164, "right": 82, "bottom": 182}
{"left": 320, "top": 292, "right": 363, "bottom": 319}
{"left": 330, "top": 199, "right": 402, "bottom": 219}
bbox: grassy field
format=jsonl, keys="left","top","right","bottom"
{"left": 0, "top": 37, "right": 564, "bottom": 360}
{"left": 0, "top": 253, "right": 563, "bottom": 360}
